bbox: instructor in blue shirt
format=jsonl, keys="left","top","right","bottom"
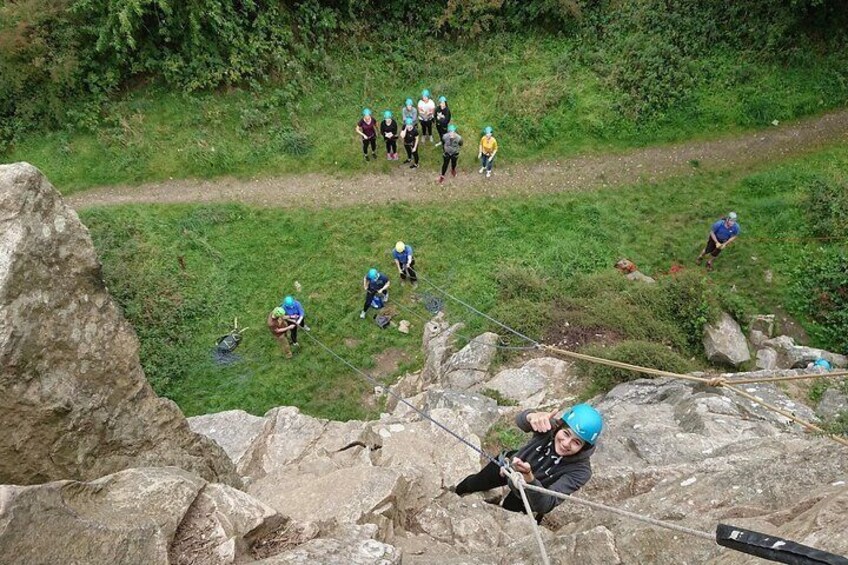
{"left": 697, "top": 212, "right": 740, "bottom": 270}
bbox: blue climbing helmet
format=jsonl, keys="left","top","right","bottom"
{"left": 814, "top": 358, "right": 832, "bottom": 371}
{"left": 422, "top": 89, "right": 430, "bottom": 98}
{"left": 362, "top": 108, "right": 372, "bottom": 116}
{"left": 283, "top": 296, "right": 294, "bottom": 307}
{"left": 448, "top": 124, "right": 457, "bottom": 133}
{"left": 484, "top": 126, "right": 493, "bottom": 135}
{"left": 384, "top": 110, "right": 392, "bottom": 120}
{"left": 405, "top": 117, "right": 414, "bottom": 126}
{"left": 367, "top": 268, "right": 379, "bottom": 280}
{"left": 438, "top": 95, "right": 447, "bottom": 103}
{"left": 561, "top": 403, "right": 603, "bottom": 445}
{"left": 405, "top": 98, "right": 414, "bottom": 107}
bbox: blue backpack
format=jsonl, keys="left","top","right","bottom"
{"left": 371, "top": 293, "right": 386, "bottom": 309}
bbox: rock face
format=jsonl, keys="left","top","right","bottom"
{"left": 441, "top": 332, "right": 499, "bottom": 390}
{"left": 0, "top": 467, "right": 281, "bottom": 565}
{"left": 703, "top": 312, "right": 751, "bottom": 367}
{"left": 480, "top": 356, "right": 576, "bottom": 408}
{"left": 817, "top": 387, "right": 848, "bottom": 421}
{"left": 763, "top": 335, "right": 848, "bottom": 369}
{"left": 0, "top": 163, "right": 238, "bottom": 486}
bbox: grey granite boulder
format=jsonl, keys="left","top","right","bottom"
{"left": 703, "top": 312, "right": 751, "bottom": 368}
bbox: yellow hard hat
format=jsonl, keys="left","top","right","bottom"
{"left": 395, "top": 241, "right": 405, "bottom": 253}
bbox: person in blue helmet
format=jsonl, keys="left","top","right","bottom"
{"left": 438, "top": 124, "right": 462, "bottom": 183}
{"left": 380, "top": 111, "right": 399, "bottom": 161}
{"left": 696, "top": 211, "right": 741, "bottom": 271}
{"left": 402, "top": 98, "right": 418, "bottom": 126}
{"left": 453, "top": 403, "right": 603, "bottom": 520}
{"left": 360, "top": 268, "right": 391, "bottom": 319}
{"left": 434, "top": 96, "right": 451, "bottom": 147}
{"left": 401, "top": 117, "right": 420, "bottom": 168}
{"left": 355, "top": 108, "right": 378, "bottom": 161}
{"left": 418, "top": 89, "right": 436, "bottom": 143}
{"left": 280, "top": 295, "right": 309, "bottom": 347}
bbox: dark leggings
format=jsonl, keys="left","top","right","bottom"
{"left": 454, "top": 457, "right": 527, "bottom": 515}
{"left": 420, "top": 119, "right": 433, "bottom": 137}
{"left": 385, "top": 138, "right": 397, "bottom": 154}
{"left": 362, "top": 137, "right": 376, "bottom": 155}
{"left": 441, "top": 153, "right": 458, "bottom": 175}
{"left": 404, "top": 144, "right": 419, "bottom": 164}
{"left": 398, "top": 259, "right": 417, "bottom": 282}
{"left": 363, "top": 290, "right": 386, "bottom": 313}
{"left": 285, "top": 317, "right": 306, "bottom": 344}
{"left": 436, "top": 123, "right": 448, "bottom": 140}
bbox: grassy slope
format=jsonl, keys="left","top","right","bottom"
{"left": 9, "top": 36, "right": 848, "bottom": 193}
{"left": 80, "top": 144, "right": 848, "bottom": 420}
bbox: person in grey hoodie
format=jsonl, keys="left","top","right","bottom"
{"left": 453, "top": 403, "right": 602, "bottom": 521}
{"left": 401, "top": 98, "right": 418, "bottom": 126}
{"left": 438, "top": 124, "right": 463, "bottom": 183}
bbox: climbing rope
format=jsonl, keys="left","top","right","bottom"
{"left": 714, "top": 370, "right": 848, "bottom": 386}
{"left": 503, "top": 468, "right": 552, "bottom": 565}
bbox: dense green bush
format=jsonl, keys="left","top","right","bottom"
{"left": 579, "top": 340, "right": 694, "bottom": 397}
{"left": 804, "top": 177, "right": 848, "bottom": 240}
{"left": 791, "top": 247, "right": 848, "bottom": 354}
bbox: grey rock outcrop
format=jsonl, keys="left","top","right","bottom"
{"left": 480, "top": 357, "right": 576, "bottom": 408}
{"left": 0, "top": 467, "right": 279, "bottom": 565}
{"left": 763, "top": 335, "right": 847, "bottom": 369}
{"left": 421, "top": 312, "right": 464, "bottom": 385}
{"left": 754, "top": 347, "right": 778, "bottom": 370}
{"left": 391, "top": 389, "right": 499, "bottom": 437}
{"left": 0, "top": 163, "right": 238, "bottom": 486}
{"left": 817, "top": 387, "right": 848, "bottom": 421}
{"left": 703, "top": 312, "right": 751, "bottom": 367}
{"left": 442, "top": 332, "right": 499, "bottom": 390}
{"left": 188, "top": 410, "right": 268, "bottom": 475}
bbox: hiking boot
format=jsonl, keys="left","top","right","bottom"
{"left": 486, "top": 170, "right": 492, "bottom": 178}
{"left": 451, "top": 168, "right": 457, "bottom": 177}
{"left": 438, "top": 175, "right": 445, "bottom": 184}
{"left": 359, "top": 311, "right": 366, "bottom": 319}
{"left": 410, "top": 163, "right": 418, "bottom": 169}
{"left": 479, "top": 167, "right": 486, "bottom": 174}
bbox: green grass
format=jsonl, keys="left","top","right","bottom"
{"left": 8, "top": 36, "right": 848, "bottom": 193}
{"left": 79, "top": 144, "right": 848, "bottom": 420}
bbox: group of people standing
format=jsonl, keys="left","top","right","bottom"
{"left": 355, "top": 90, "right": 499, "bottom": 183}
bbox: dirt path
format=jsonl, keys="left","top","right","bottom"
{"left": 68, "top": 110, "right": 848, "bottom": 210}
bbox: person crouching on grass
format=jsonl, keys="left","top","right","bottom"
{"left": 452, "top": 403, "right": 602, "bottom": 522}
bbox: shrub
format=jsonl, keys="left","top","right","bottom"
{"left": 579, "top": 340, "right": 694, "bottom": 397}
{"left": 804, "top": 177, "right": 848, "bottom": 240}
{"left": 790, "top": 247, "right": 848, "bottom": 354}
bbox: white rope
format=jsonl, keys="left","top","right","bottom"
{"left": 504, "top": 469, "right": 551, "bottom": 565}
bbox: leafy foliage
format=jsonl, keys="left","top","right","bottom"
{"left": 579, "top": 341, "right": 694, "bottom": 398}
{"left": 804, "top": 177, "right": 848, "bottom": 240}
{"left": 791, "top": 247, "right": 848, "bottom": 354}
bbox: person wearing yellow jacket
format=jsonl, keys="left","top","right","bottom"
{"left": 478, "top": 126, "right": 498, "bottom": 178}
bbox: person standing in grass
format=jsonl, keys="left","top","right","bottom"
{"left": 401, "top": 117, "right": 420, "bottom": 169}
{"left": 381, "top": 111, "right": 399, "bottom": 160}
{"left": 478, "top": 126, "right": 498, "bottom": 178}
{"left": 392, "top": 241, "right": 417, "bottom": 285}
{"left": 418, "top": 90, "right": 436, "bottom": 144}
{"left": 360, "top": 268, "right": 391, "bottom": 319}
{"left": 438, "top": 124, "right": 462, "bottom": 183}
{"left": 402, "top": 98, "right": 418, "bottom": 126}
{"left": 267, "top": 306, "right": 294, "bottom": 358}
{"left": 355, "top": 108, "right": 378, "bottom": 161}
{"left": 280, "top": 295, "right": 309, "bottom": 348}
{"left": 696, "top": 212, "right": 740, "bottom": 271}
{"left": 434, "top": 96, "right": 451, "bottom": 147}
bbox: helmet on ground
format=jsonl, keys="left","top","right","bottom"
{"left": 561, "top": 404, "right": 603, "bottom": 445}
{"left": 362, "top": 108, "right": 372, "bottom": 116}
{"left": 405, "top": 117, "right": 414, "bottom": 126}
{"left": 728, "top": 211, "right": 738, "bottom": 221}
{"left": 484, "top": 126, "right": 493, "bottom": 135}
{"left": 814, "top": 358, "right": 832, "bottom": 370}
{"left": 448, "top": 124, "right": 457, "bottom": 133}
{"left": 272, "top": 307, "right": 285, "bottom": 318}
{"left": 395, "top": 241, "right": 406, "bottom": 253}
{"left": 367, "top": 268, "right": 379, "bottom": 280}
{"left": 422, "top": 89, "right": 430, "bottom": 98}
{"left": 384, "top": 110, "right": 392, "bottom": 119}
{"left": 284, "top": 296, "right": 294, "bottom": 307}
{"left": 438, "top": 96, "right": 447, "bottom": 103}
{"left": 405, "top": 98, "right": 414, "bottom": 106}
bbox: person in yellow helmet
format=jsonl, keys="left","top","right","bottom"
{"left": 392, "top": 241, "right": 417, "bottom": 285}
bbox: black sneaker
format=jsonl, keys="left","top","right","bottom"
{"left": 403, "top": 158, "right": 412, "bottom": 164}
{"left": 410, "top": 163, "right": 418, "bottom": 169}
{"left": 364, "top": 154, "right": 370, "bottom": 162}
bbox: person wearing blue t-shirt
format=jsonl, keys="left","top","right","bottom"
{"left": 392, "top": 241, "right": 417, "bottom": 285}
{"left": 360, "top": 268, "right": 391, "bottom": 319}
{"left": 697, "top": 212, "right": 740, "bottom": 270}
{"left": 280, "top": 295, "right": 309, "bottom": 347}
